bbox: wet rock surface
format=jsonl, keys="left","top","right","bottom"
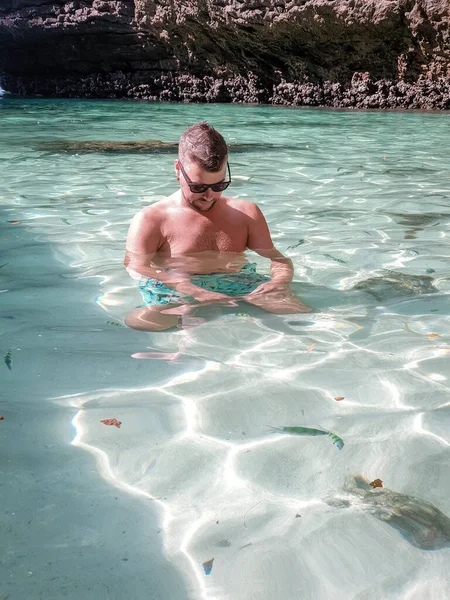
{"left": 335, "top": 475, "right": 450, "bottom": 550}
{"left": 1, "top": 0, "right": 449, "bottom": 108}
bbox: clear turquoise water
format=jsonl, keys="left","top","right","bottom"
{"left": 1, "top": 97, "right": 450, "bottom": 600}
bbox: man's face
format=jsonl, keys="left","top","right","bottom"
{"left": 175, "top": 159, "right": 227, "bottom": 213}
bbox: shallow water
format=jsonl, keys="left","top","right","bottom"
{"left": 1, "top": 97, "right": 450, "bottom": 599}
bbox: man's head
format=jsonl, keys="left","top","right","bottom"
{"left": 176, "top": 122, "right": 230, "bottom": 213}
{"left": 178, "top": 121, "right": 228, "bottom": 171}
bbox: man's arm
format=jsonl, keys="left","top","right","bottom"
{"left": 125, "top": 207, "right": 191, "bottom": 289}
{"left": 125, "top": 207, "right": 170, "bottom": 280}
{"left": 244, "top": 201, "right": 311, "bottom": 312}
{"left": 246, "top": 203, "right": 294, "bottom": 284}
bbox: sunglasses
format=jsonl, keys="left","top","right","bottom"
{"left": 178, "top": 160, "right": 231, "bottom": 194}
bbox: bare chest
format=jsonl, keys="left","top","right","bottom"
{"left": 160, "top": 213, "right": 248, "bottom": 254}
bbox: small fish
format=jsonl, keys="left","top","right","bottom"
{"left": 61, "top": 218, "right": 70, "bottom": 225}
{"left": 324, "top": 429, "right": 345, "bottom": 451}
{"left": 235, "top": 313, "right": 250, "bottom": 317}
{"left": 334, "top": 396, "right": 345, "bottom": 401}
{"left": 202, "top": 558, "right": 214, "bottom": 575}
{"left": 0, "top": 263, "right": 8, "bottom": 269}
{"left": 106, "top": 320, "right": 123, "bottom": 327}
{"left": 268, "top": 425, "right": 344, "bottom": 450}
{"left": 4, "top": 349, "right": 12, "bottom": 370}
{"left": 426, "top": 268, "right": 435, "bottom": 274}
{"left": 287, "top": 239, "right": 305, "bottom": 251}
{"left": 268, "top": 425, "right": 328, "bottom": 437}
{"left": 323, "top": 253, "right": 346, "bottom": 265}
{"left": 307, "top": 343, "right": 316, "bottom": 352}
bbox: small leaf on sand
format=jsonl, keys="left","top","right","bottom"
{"left": 0, "top": 416, "right": 4, "bottom": 420}
{"left": 426, "top": 333, "right": 440, "bottom": 339}
{"left": 369, "top": 479, "right": 383, "bottom": 488}
{"left": 307, "top": 343, "right": 316, "bottom": 352}
{"left": 202, "top": 558, "right": 214, "bottom": 575}
{"left": 101, "top": 418, "right": 121, "bottom": 428}
{"left": 334, "top": 396, "right": 345, "bottom": 401}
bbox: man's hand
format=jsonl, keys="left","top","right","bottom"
{"left": 243, "top": 280, "right": 312, "bottom": 313}
{"left": 190, "top": 289, "right": 241, "bottom": 306}
{"left": 245, "top": 280, "right": 290, "bottom": 298}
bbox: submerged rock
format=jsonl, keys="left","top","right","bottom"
{"left": 36, "top": 140, "right": 284, "bottom": 154}
{"left": 38, "top": 140, "right": 179, "bottom": 154}
{"left": 389, "top": 213, "right": 447, "bottom": 229}
{"left": 337, "top": 475, "right": 450, "bottom": 550}
{"left": 352, "top": 271, "right": 439, "bottom": 302}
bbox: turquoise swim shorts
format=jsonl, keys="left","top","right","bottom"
{"left": 139, "top": 263, "right": 270, "bottom": 306}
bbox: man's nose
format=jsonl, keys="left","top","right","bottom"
{"left": 205, "top": 187, "right": 215, "bottom": 199}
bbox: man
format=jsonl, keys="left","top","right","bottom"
{"left": 124, "top": 121, "right": 310, "bottom": 331}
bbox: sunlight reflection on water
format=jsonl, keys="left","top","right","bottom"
{"left": 1, "top": 98, "right": 450, "bottom": 599}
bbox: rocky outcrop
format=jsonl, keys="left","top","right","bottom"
{"left": 0, "top": 0, "right": 449, "bottom": 108}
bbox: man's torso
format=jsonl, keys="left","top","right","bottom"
{"left": 149, "top": 193, "right": 251, "bottom": 274}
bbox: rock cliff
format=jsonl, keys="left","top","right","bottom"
{"left": 0, "top": 0, "right": 449, "bottom": 108}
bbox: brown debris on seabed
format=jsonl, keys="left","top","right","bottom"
{"left": 0, "top": 0, "right": 449, "bottom": 109}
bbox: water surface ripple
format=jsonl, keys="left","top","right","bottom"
{"left": 1, "top": 98, "right": 450, "bottom": 600}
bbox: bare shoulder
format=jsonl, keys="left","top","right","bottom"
{"left": 126, "top": 198, "right": 173, "bottom": 253}
{"left": 131, "top": 197, "right": 169, "bottom": 222}
{"left": 225, "top": 197, "right": 273, "bottom": 250}
{"left": 223, "top": 196, "right": 264, "bottom": 218}
{"left": 128, "top": 196, "right": 176, "bottom": 231}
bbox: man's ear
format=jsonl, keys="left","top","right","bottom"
{"left": 174, "top": 159, "right": 180, "bottom": 180}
